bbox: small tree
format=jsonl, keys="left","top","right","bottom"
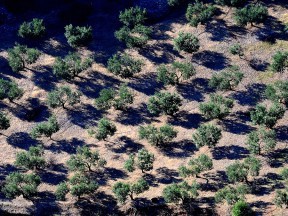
{"left": 107, "top": 53, "right": 143, "bottom": 78}
{"left": 64, "top": 24, "right": 92, "bottom": 48}
{"left": 147, "top": 91, "right": 182, "bottom": 116}
{"left": 250, "top": 103, "right": 285, "bottom": 128}
{"left": 119, "top": 6, "right": 146, "bottom": 28}
{"left": 113, "top": 178, "right": 149, "bottom": 203}
{"left": 69, "top": 173, "right": 98, "bottom": 199}
{"left": 89, "top": 118, "right": 117, "bottom": 141}
{"left": 0, "top": 112, "right": 10, "bottom": 131}
{"left": 0, "top": 79, "right": 23, "bottom": 102}
{"left": 192, "top": 124, "right": 222, "bottom": 148}
{"left": 94, "top": 88, "right": 115, "bottom": 110}
{"left": 234, "top": 4, "right": 268, "bottom": 26}
{"left": 274, "top": 189, "right": 288, "bottom": 209}
{"left": 215, "top": 0, "right": 247, "bottom": 7}
{"left": 2, "top": 172, "right": 41, "bottom": 200}
{"left": 136, "top": 148, "right": 155, "bottom": 173}
{"left": 179, "top": 154, "right": 213, "bottom": 178}
{"left": 124, "top": 154, "right": 135, "bottom": 172}
{"left": 47, "top": 86, "right": 81, "bottom": 109}
{"left": 199, "top": 94, "right": 234, "bottom": 119}
{"left": 139, "top": 124, "right": 178, "bottom": 146}
{"left": 174, "top": 32, "right": 200, "bottom": 54}
{"left": 113, "top": 84, "right": 134, "bottom": 110}
{"left": 209, "top": 66, "right": 244, "bottom": 91}
{"left": 246, "top": 128, "right": 277, "bottom": 155}
{"left": 230, "top": 44, "right": 244, "bottom": 57}
{"left": 186, "top": 1, "right": 216, "bottom": 27}
{"left": 215, "top": 184, "right": 250, "bottom": 205}
{"left": 15, "top": 146, "right": 46, "bottom": 170}
{"left": 162, "top": 181, "right": 199, "bottom": 204}
{"left": 31, "top": 115, "right": 59, "bottom": 139}
{"left": 270, "top": 51, "right": 288, "bottom": 72}
{"left": 157, "top": 61, "right": 196, "bottom": 86}
{"left": 55, "top": 182, "right": 69, "bottom": 201}
{"left": 18, "top": 18, "right": 46, "bottom": 39}
{"left": 67, "top": 146, "right": 106, "bottom": 172}
{"left": 280, "top": 168, "right": 288, "bottom": 181}
{"left": 8, "top": 44, "right": 41, "bottom": 72}
{"left": 53, "top": 52, "right": 92, "bottom": 80}
{"left": 265, "top": 81, "right": 288, "bottom": 107}
{"left": 232, "top": 200, "right": 254, "bottom": 216}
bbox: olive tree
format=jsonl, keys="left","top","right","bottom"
{"left": 157, "top": 61, "right": 196, "bottom": 86}
{"left": 88, "top": 118, "right": 117, "bottom": 141}
{"left": 15, "top": 146, "right": 46, "bottom": 170}
{"left": 139, "top": 124, "right": 178, "bottom": 146}
{"left": 174, "top": 32, "right": 200, "bottom": 54}
{"left": 274, "top": 189, "right": 288, "bottom": 209}
{"left": 0, "top": 112, "right": 10, "bottom": 131}
{"left": 18, "top": 18, "right": 46, "bottom": 39}
{"left": 0, "top": 79, "right": 23, "bottom": 102}
{"left": 67, "top": 146, "right": 106, "bottom": 172}
{"left": 215, "top": 0, "right": 247, "bottom": 7}
{"left": 270, "top": 51, "right": 288, "bottom": 73}
{"left": 55, "top": 182, "right": 69, "bottom": 201}
{"left": 64, "top": 24, "right": 93, "bottom": 48}
{"left": 147, "top": 91, "right": 182, "bottom": 116}
{"left": 234, "top": 4, "right": 268, "bottom": 26}
{"left": 192, "top": 124, "right": 222, "bottom": 148}
{"left": 47, "top": 86, "right": 81, "bottom": 109}
{"left": 31, "top": 115, "right": 59, "bottom": 139}
{"left": 265, "top": 81, "right": 288, "bottom": 107}
{"left": 229, "top": 44, "right": 244, "bottom": 57}
{"left": 2, "top": 172, "right": 41, "bottom": 200}
{"left": 232, "top": 200, "right": 254, "bottom": 216}
{"left": 215, "top": 184, "right": 250, "bottom": 205}
{"left": 8, "top": 44, "right": 40, "bottom": 72}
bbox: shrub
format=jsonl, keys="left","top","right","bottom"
{"left": 47, "top": 86, "right": 81, "bottom": 109}
{"left": 55, "top": 182, "right": 69, "bottom": 201}
{"left": 209, "top": 66, "right": 244, "bottom": 91}
{"left": 186, "top": 1, "right": 216, "bottom": 27}
{"left": 89, "top": 118, "right": 117, "bottom": 141}
{"left": 139, "top": 124, "right": 178, "bottom": 146}
{"left": 163, "top": 181, "right": 199, "bottom": 204}
{"left": 246, "top": 128, "right": 277, "bottom": 155}
{"left": 265, "top": 81, "right": 288, "bottom": 106}
{"left": 174, "top": 32, "right": 200, "bottom": 53}
{"left": 0, "top": 112, "right": 10, "bottom": 131}
{"left": 0, "top": 79, "right": 23, "bottom": 102}
{"left": 280, "top": 168, "right": 288, "bottom": 181}
{"left": 107, "top": 53, "right": 143, "bottom": 78}
{"left": 157, "top": 61, "right": 196, "bottom": 85}
{"left": 94, "top": 88, "right": 116, "bottom": 110}
{"left": 137, "top": 148, "right": 155, "bottom": 173}
{"left": 8, "top": 44, "right": 40, "bottom": 72}
{"left": 124, "top": 154, "right": 135, "bottom": 172}
{"left": 67, "top": 146, "right": 106, "bottom": 172}
{"left": 2, "top": 172, "right": 41, "bottom": 199}
{"left": 179, "top": 154, "right": 213, "bottom": 178}
{"left": 192, "top": 124, "right": 222, "bottom": 148}
{"left": 216, "top": 0, "right": 247, "bottom": 7}
{"left": 18, "top": 18, "right": 46, "bottom": 39}
{"left": 119, "top": 6, "right": 146, "bottom": 28}
{"left": 270, "top": 51, "right": 288, "bottom": 72}
{"left": 69, "top": 173, "right": 98, "bottom": 199}
{"left": 215, "top": 184, "right": 249, "bottom": 205}
{"left": 64, "top": 24, "right": 92, "bottom": 47}
{"left": 232, "top": 200, "right": 254, "bottom": 216}
{"left": 274, "top": 189, "right": 288, "bottom": 208}
{"left": 31, "top": 115, "right": 59, "bottom": 139}
{"left": 199, "top": 94, "right": 234, "bottom": 119}
{"left": 113, "top": 84, "right": 134, "bottom": 110}
{"left": 229, "top": 44, "right": 244, "bottom": 57}
{"left": 234, "top": 4, "right": 268, "bottom": 26}
{"left": 250, "top": 103, "right": 285, "bottom": 128}
{"left": 53, "top": 52, "right": 92, "bottom": 80}
{"left": 147, "top": 92, "right": 182, "bottom": 116}
{"left": 15, "top": 146, "right": 46, "bottom": 170}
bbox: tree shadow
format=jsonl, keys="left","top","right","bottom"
{"left": 220, "top": 118, "right": 255, "bottom": 135}
{"left": 40, "top": 171, "right": 67, "bottom": 186}
{"left": 155, "top": 167, "right": 181, "bottom": 184}
{"left": 143, "top": 173, "right": 158, "bottom": 187}
{"left": 97, "top": 167, "right": 128, "bottom": 186}
{"left": 6, "top": 132, "right": 39, "bottom": 149}
{"left": 253, "top": 173, "right": 284, "bottom": 196}
{"left": 110, "top": 136, "right": 143, "bottom": 154}
{"left": 0, "top": 164, "right": 18, "bottom": 182}
{"left": 30, "top": 66, "right": 57, "bottom": 91}
{"left": 48, "top": 137, "right": 85, "bottom": 154}
{"left": 160, "top": 139, "right": 197, "bottom": 158}
{"left": 249, "top": 58, "right": 269, "bottom": 72}
{"left": 276, "top": 125, "right": 288, "bottom": 142}
{"left": 203, "top": 170, "right": 228, "bottom": 191}
{"left": 231, "top": 83, "right": 266, "bottom": 106}
{"left": 250, "top": 201, "right": 272, "bottom": 215}
{"left": 212, "top": 145, "right": 249, "bottom": 160}
{"left": 169, "top": 111, "right": 205, "bottom": 129}
{"left": 205, "top": 19, "right": 230, "bottom": 42}
{"left": 192, "top": 50, "right": 229, "bottom": 71}
{"left": 267, "top": 147, "right": 288, "bottom": 168}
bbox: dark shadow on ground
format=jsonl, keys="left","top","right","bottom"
{"left": 267, "top": 147, "right": 288, "bottom": 168}
{"left": 169, "top": 111, "right": 205, "bottom": 129}
{"left": 205, "top": 19, "right": 230, "bottom": 42}
{"left": 212, "top": 145, "right": 249, "bottom": 160}
{"left": 156, "top": 167, "right": 181, "bottom": 184}
{"left": 6, "top": 132, "right": 39, "bottom": 149}
{"left": 249, "top": 58, "right": 269, "bottom": 72}
{"left": 276, "top": 125, "right": 288, "bottom": 142}
{"left": 48, "top": 137, "right": 85, "bottom": 154}
{"left": 160, "top": 139, "right": 197, "bottom": 158}
{"left": 110, "top": 136, "right": 143, "bottom": 154}
{"left": 220, "top": 118, "right": 255, "bottom": 135}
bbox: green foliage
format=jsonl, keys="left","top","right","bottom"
{"left": 47, "top": 86, "right": 81, "bottom": 109}
{"left": 280, "top": 168, "right": 288, "bottom": 181}
{"left": 168, "top": 0, "right": 182, "bottom": 7}
{"left": 89, "top": 118, "right": 117, "bottom": 141}
{"left": 55, "top": 182, "right": 69, "bottom": 201}
{"left": 30, "top": 115, "right": 59, "bottom": 139}
{"left": 113, "top": 178, "right": 149, "bottom": 203}
{"left": 199, "top": 94, "right": 234, "bottom": 119}
{"left": 174, "top": 32, "right": 200, "bottom": 53}
{"left": 229, "top": 44, "right": 244, "bottom": 57}
{"left": 15, "top": 146, "right": 46, "bottom": 170}
{"left": 119, "top": 6, "right": 146, "bottom": 28}
{"left": 234, "top": 4, "right": 268, "bottom": 26}
{"left": 246, "top": 128, "right": 277, "bottom": 155}
{"left": 192, "top": 124, "right": 222, "bottom": 148}
{"left": 69, "top": 173, "right": 98, "bottom": 199}
{"left": 215, "top": 184, "right": 250, "bottom": 205}
{"left": 232, "top": 200, "right": 254, "bottom": 216}
{"left": 137, "top": 148, "right": 155, "bottom": 173}
{"left": 67, "top": 146, "right": 106, "bottom": 172}
{"left": 186, "top": 1, "right": 216, "bottom": 27}
{"left": 107, "top": 53, "right": 143, "bottom": 78}
{"left": 124, "top": 154, "right": 135, "bottom": 172}
{"left": 0, "top": 112, "right": 10, "bottom": 130}
{"left": 179, "top": 154, "right": 213, "bottom": 178}
{"left": 270, "top": 51, "right": 288, "bottom": 73}
{"left": 64, "top": 24, "right": 92, "bottom": 47}
{"left": 157, "top": 61, "right": 196, "bottom": 85}
{"left": 139, "top": 124, "right": 178, "bottom": 146}
{"left": 18, "top": 18, "right": 46, "bottom": 39}
{"left": 215, "top": 0, "right": 247, "bottom": 7}
{"left": 0, "top": 79, "right": 23, "bottom": 102}
{"left": 94, "top": 88, "right": 115, "bottom": 110}
{"left": 8, "top": 44, "right": 40, "bottom": 72}
{"left": 265, "top": 81, "right": 288, "bottom": 107}
{"left": 250, "top": 103, "right": 285, "bottom": 128}
{"left": 209, "top": 66, "right": 244, "bottom": 91}
{"left": 147, "top": 91, "right": 182, "bottom": 116}
{"left": 162, "top": 181, "right": 199, "bottom": 204}
{"left": 2, "top": 172, "right": 41, "bottom": 199}
{"left": 53, "top": 52, "right": 92, "bottom": 80}
{"left": 274, "top": 189, "right": 288, "bottom": 208}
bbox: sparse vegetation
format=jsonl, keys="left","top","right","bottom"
{"left": 64, "top": 24, "right": 93, "bottom": 48}
{"left": 174, "top": 32, "right": 200, "bottom": 54}
{"left": 30, "top": 115, "right": 59, "bottom": 139}
{"left": 234, "top": 4, "right": 268, "bottom": 26}
{"left": 0, "top": 79, "right": 23, "bottom": 102}
{"left": 18, "top": 18, "right": 46, "bottom": 39}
